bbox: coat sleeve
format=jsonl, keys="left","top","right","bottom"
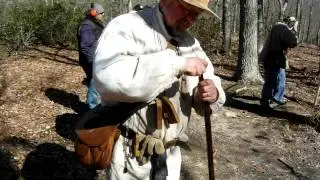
{"left": 79, "top": 24, "right": 96, "bottom": 62}
{"left": 191, "top": 41, "right": 226, "bottom": 114}
{"left": 93, "top": 17, "right": 186, "bottom": 103}
{"left": 281, "top": 26, "right": 298, "bottom": 49}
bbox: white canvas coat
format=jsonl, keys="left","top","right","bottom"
{"left": 93, "top": 5, "right": 225, "bottom": 180}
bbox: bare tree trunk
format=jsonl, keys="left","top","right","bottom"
{"left": 278, "top": 0, "right": 288, "bottom": 21}
{"left": 295, "top": 0, "right": 301, "bottom": 20}
{"left": 119, "top": 0, "right": 125, "bottom": 14}
{"left": 264, "top": 0, "right": 271, "bottom": 30}
{"left": 263, "top": 0, "right": 268, "bottom": 22}
{"left": 213, "top": 0, "right": 221, "bottom": 13}
{"left": 301, "top": 14, "right": 308, "bottom": 42}
{"left": 264, "top": 0, "right": 277, "bottom": 31}
{"left": 222, "top": 0, "right": 232, "bottom": 56}
{"left": 236, "top": 0, "right": 263, "bottom": 84}
{"left": 298, "top": 0, "right": 303, "bottom": 42}
{"left": 317, "top": 24, "right": 320, "bottom": 46}
{"left": 306, "top": 0, "right": 313, "bottom": 44}
{"left": 295, "top": 0, "right": 301, "bottom": 41}
{"left": 232, "top": 1, "right": 239, "bottom": 35}
{"left": 128, "top": 0, "right": 132, "bottom": 11}
{"left": 257, "top": 0, "right": 264, "bottom": 53}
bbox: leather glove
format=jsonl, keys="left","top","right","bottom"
{"left": 133, "top": 134, "right": 165, "bottom": 165}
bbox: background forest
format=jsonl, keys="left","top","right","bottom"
{"left": 0, "top": 0, "right": 319, "bottom": 53}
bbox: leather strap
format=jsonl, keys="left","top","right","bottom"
{"left": 156, "top": 98, "right": 163, "bottom": 129}
{"left": 160, "top": 97, "right": 180, "bottom": 124}
{"left": 155, "top": 97, "right": 180, "bottom": 130}
{"left": 165, "top": 139, "right": 191, "bottom": 151}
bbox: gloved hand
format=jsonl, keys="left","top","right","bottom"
{"left": 133, "top": 134, "right": 165, "bottom": 165}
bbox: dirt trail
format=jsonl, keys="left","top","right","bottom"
{"left": 182, "top": 98, "right": 319, "bottom": 179}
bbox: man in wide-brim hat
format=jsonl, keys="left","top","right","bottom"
{"left": 93, "top": 0, "right": 225, "bottom": 179}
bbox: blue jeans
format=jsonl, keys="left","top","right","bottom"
{"left": 274, "top": 68, "right": 286, "bottom": 102}
{"left": 261, "top": 67, "right": 286, "bottom": 103}
{"left": 86, "top": 79, "right": 101, "bottom": 109}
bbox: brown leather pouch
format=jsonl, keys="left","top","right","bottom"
{"left": 75, "top": 125, "right": 120, "bottom": 169}
{"left": 74, "top": 103, "right": 145, "bottom": 170}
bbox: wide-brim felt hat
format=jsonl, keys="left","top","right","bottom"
{"left": 182, "top": 0, "right": 220, "bottom": 20}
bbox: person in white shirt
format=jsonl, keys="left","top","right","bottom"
{"left": 93, "top": 0, "right": 225, "bottom": 179}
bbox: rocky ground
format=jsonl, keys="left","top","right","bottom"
{"left": 0, "top": 44, "right": 319, "bottom": 180}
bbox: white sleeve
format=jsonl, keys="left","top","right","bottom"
{"left": 203, "top": 53, "right": 226, "bottom": 108}
{"left": 93, "top": 18, "right": 186, "bottom": 103}
{"left": 191, "top": 41, "right": 226, "bottom": 112}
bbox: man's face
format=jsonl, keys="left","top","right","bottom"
{"left": 95, "top": 12, "right": 105, "bottom": 22}
{"left": 161, "top": 0, "right": 203, "bottom": 31}
{"left": 287, "top": 21, "right": 295, "bottom": 28}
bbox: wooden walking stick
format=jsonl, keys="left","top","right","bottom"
{"left": 199, "top": 75, "right": 215, "bottom": 180}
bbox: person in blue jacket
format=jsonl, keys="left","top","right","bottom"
{"left": 77, "top": 3, "right": 105, "bottom": 109}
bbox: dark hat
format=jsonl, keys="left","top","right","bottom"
{"left": 89, "top": 3, "right": 104, "bottom": 14}
{"left": 283, "top": 16, "right": 296, "bottom": 23}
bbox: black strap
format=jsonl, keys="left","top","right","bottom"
{"left": 118, "top": 124, "right": 136, "bottom": 140}
{"left": 169, "top": 39, "right": 181, "bottom": 56}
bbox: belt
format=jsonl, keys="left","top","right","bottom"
{"left": 165, "top": 139, "right": 191, "bottom": 151}
{"left": 119, "top": 125, "right": 191, "bottom": 151}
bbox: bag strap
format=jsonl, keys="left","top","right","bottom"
{"left": 76, "top": 103, "right": 146, "bottom": 131}
{"left": 155, "top": 97, "right": 180, "bottom": 129}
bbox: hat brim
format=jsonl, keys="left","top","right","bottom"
{"left": 182, "top": 0, "right": 221, "bottom": 20}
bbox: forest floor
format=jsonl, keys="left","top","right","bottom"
{"left": 0, "top": 44, "right": 319, "bottom": 180}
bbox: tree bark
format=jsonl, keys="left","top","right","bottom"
{"left": 301, "top": 14, "right": 307, "bottom": 42}
{"left": 264, "top": 0, "right": 271, "bottom": 30}
{"left": 298, "top": 0, "right": 303, "bottom": 42}
{"left": 295, "top": 0, "right": 301, "bottom": 41}
{"left": 306, "top": 0, "right": 313, "bottom": 44}
{"left": 222, "top": 0, "right": 232, "bottom": 56}
{"left": 236, "top": 0, "right": 263, "bottom": 84}
{"left": 119, "top": 0, "right": 125, "bottom": 14}
{"left": 128, "top": 0, "right": 132, "bottom": 11}
{"left": 295, "top": 0, "right": 301, "bottom": 21}
{"left": 232, "top": 0, "right": 239, "bottom": 35}
{"left": 317, "top": 24, "right": 320, "bottom": 46}
{"left": 213, "top": 0, "right": 221, "bottom": 13}
{"left": 257, "top": 0, "right": 264, "bottom": 53}
{"left": 278, "top": 0, "right": 288, "bottom": 21}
